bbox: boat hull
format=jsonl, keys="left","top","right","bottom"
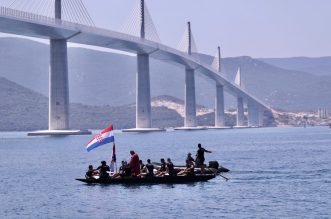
{"left": 76, "top": 174, "right": 216, "bottom": 185}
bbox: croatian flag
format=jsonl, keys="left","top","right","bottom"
{"left": 86, "top": 125, "right": 115, "bottom": 152}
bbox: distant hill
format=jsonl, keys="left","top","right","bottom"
{"left": 259, "top": 57, "right": 331, "bottom": 76}
{"left": 1, "top": 37, "right": 331, "bottom": 112}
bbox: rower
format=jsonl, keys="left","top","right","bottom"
{"left": 155, "top": 158, "right": 167, "bottom": 176}
{"left": 178, "top": 158, "right": 195, "bottom": 176}
{"left": 96, "top": 161, "right": 110, "bottom": 179}
{"left": 166, "top": 158, "right": 176, "bottom": 176}
{"left": 85, "top": 165, "right": 98, "bottom": 179}
{"left": 139, "top": 159, "right": 155, "bottom": 178}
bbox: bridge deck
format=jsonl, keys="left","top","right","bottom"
{"left": 0, "top": 6, "right": 269, "bottom": 109}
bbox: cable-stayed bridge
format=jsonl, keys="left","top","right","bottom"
{"left": 0, "top": 0, "right": 271, "bottom": 134}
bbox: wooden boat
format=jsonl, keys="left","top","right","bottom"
{"left": 76, "top": 174, "right": 216, "bottom": 185}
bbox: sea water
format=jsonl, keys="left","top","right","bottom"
{"left": 0, "top": 127, "right": 330, "bottom": 218}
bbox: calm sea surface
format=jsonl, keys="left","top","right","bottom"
{"left": 0, "top": 127, "right": 330, "bottom": 218}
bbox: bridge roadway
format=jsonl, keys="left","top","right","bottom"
{"left": 0, "top": 6, "right": 269, "bottom": 111}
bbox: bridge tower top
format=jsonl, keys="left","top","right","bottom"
{"left": 187, "top": 21, "right": 192, "bottom": 55}
{"left": 235, "top": 66, "right": 243, "bottom": 88}
{"left": 217, "top": 46, "right": 221, "bottom": 73}
{"left": 140, "top": 0, "right": 145, "bottom": 39}
{"left": 55, "top": 0, "right": 61, "bottom": 19}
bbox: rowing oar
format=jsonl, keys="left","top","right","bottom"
{"left": 207, "top": 167, "right": 229, "bottom": 181}
{"left": 219, "top": 174, "right": 229, "bottom": 181}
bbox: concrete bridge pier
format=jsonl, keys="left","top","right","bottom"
{"left": 185, "top": 68, "right": 197, "bottom": 127}
{"left": 136, "top": 53, "right": 151, "bottom": 128}
{"left": 215, "top": 84, "right": 225, "bottom": 127}
{"left": 248, "top": 101, "right": 259, "bottom": 127}
{"left": 28, "top": 0, "right": 91, "bottom": 136}
{"left": 236, "top": 97, "right": 245, "bottom": 127}
{"left": 258, "top": 108, "right": 264, "bottom": 127}
{"left": 49, "top": 39, "right": 69, "bottom": 130}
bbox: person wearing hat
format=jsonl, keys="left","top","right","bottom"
{"left": 96, "top": 161, "right": 110, "bottom": 179}
{"left": 195, "top": 143, "right": 212, "bottom": 174}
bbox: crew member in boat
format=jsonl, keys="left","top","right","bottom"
{"left": 113, "top": 160, "right": 131, "bottom": 178}
{"left": 139, "top": 160, "right": 145, "bottom": 171}
{"left": 155, "top": 158, "right": 167, "bottom": 176}
{"left": 129, "top": 150, "right": 140, "bottom": 176}
{"left": 139, "top": 159, "right": 155, "bottom": 178}
{"left": 186, "top": 152, "right": 195, "bottom": 164}
{"left": 96, "top": 161, "right": 110, "bottom": 179}
{"left": 85, "top": 165, "right": 98, "bottom": 179}
{"left": 178, "top": 157, "right": 195, "bottom": 176}
{"left": 195, "top": 143, "right": 212, "bottom": 174}
{"left": 166, "top": 158, "right": 176, "bottom": 176}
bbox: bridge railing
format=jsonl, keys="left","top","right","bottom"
{"left": 0, "top": 6, "right": 80, "bottom": 30}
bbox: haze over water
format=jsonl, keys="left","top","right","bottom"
{"left": 0, "top": 127, "right": 330, "bottom": 218}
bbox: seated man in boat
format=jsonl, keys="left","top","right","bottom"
{"left": 139, "top": 160, "right": 145, "bottom": 172}
{"left": 129, "top": 150, "right": 140, "bottom": 177}
{"left": 112, "top": 160, "right": 128, "bottom": 178}
{"left": 186, "top": 152, "right": 195, "bottom": 164}
{"left": 195, "top": 143, "right": 212, "bottom": 174}
{"left": 155, "top": 158, "right": 167, "bottom": 176}
{"left": 96, "top": 161, "right": 110, "bottom": 179}
{"left": 139, "top": 159, "right": 155, "bottom": 178}
{"left": 85, "top": 165, "right": 99, "bottom": 179}
{"left": 166, "top": 158, "right": 176, "bottom": 176}
{"left": 177, "top": 158, "right": 195, "bottom": 176}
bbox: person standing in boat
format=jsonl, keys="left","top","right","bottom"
{"left": 96, "top": 161, "right": 110, "bottom": 179}
{"left": 195, "top": 143, "right": 212, "bottom": 174}
{"left": 129, "top": 150, "right": 140, "bottom": 176}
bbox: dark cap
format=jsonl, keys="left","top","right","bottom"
{"left": 101, "top": 161, "right": 106, "bottom": 164}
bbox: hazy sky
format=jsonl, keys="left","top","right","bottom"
{"left": 82, "top": 0, "right": 331, "bottom": 58}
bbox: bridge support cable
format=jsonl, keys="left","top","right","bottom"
{"left": 0, "top": 0, "right": 94, "bottom": 26}
{"left": 121, "top": 0, "right": 161, "bottom": 43}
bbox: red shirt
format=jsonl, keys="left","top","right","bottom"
{"left": 130, "top": 153, "right": 140, "bottom": 175}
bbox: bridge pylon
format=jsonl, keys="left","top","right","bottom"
{"left": 214, "top": 46, "right": 226, "bottom": 128}
{"left": 123, "top": 0, "right": 163, "bottom": 132}
{"left": 184, "top": 22, "right": 197, "bottom": 128}
{"left": 29, "top": 0, "right": 90, "bottom": 136}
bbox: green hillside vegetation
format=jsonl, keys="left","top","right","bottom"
{"left": 1, "top": 76, "right": 247, "bottom": 131}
